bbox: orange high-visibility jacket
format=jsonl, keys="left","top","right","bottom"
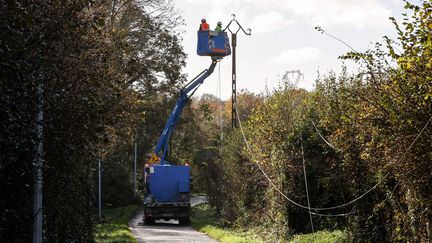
{"left": 200, "top": 23, "right": 209, "bottom": 31}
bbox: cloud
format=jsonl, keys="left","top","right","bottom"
{"left": 289, "top": 0, "right": 393, "bottom": 28}
{"left": 207, "top": 9, "right": 248, "bottom": 27}
{"left": 184, "top": 0, "right": 393, "bottom": 29}
{"left": 275, "top": 47, "right": 324, "bottom": 65}
{"left": 244, "top": 0, "right": 393, "bottom": 29}
{"left": 251, "top": 11, "right": 295, "bottom": 33}
{"left": 185, "top": 0, "right": 232, "bottom": 7}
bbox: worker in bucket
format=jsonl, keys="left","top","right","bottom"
{"left": 215, "top": 21, "right": 222, "bottom": 32}
{"left": 199, "top": 18, "right": 209, "bottom": 31}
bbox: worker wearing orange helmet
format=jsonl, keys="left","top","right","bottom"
{"left": 199, "top": 18, "right": 209, "bottom": 31}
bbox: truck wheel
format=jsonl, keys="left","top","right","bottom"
{"left": 144, "top": 217, "right": 155, "bottom": 225}
{"left": 179, "top": 217, "right": 190, "bottom": 226}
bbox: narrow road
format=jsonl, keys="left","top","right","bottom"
{"left": 128, "top": 196, "right": 217, "bottom": 243}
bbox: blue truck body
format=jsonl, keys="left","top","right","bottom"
{"left": 148, "top": 164, "right": 190, "bottom": 202}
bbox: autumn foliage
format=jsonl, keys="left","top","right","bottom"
{"left": 196, "top": 1, "right": 432, "bottom": 241}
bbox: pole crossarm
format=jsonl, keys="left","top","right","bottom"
{"left": 223, "top": 14, "right": 252, "bottom": 35}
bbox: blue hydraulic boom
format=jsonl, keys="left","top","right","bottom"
{"left": 149, "top": 59, "right": 218, "bottom": 165}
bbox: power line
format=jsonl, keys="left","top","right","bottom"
{"left": 315, "top": 26, "right": 359, "bottom": 54}
{"left": 236, "top": 106, "right": 317, "bottom": 211}
{"left": 311, "top": 120, "right": 336, "bottom": 150}
{"left": 236, "top": 104, "right": 432, "bottom": 212}
{"left": 237, "top": 109, "right": 354, "bottom": 218}
{"left": 310, "top": 206, "right": 357, "bottom": 217}
{"left": 310, "top": 114, "right": 432, "bottom": 211}
{"left": 217, "top": 62, "right": 223, "bottom": 141}
{"left": 301, "top": 136, "right": 314, "bottom": 232}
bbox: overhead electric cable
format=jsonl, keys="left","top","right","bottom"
{"left": 217, "top": 62, "right": 223, "bottom": 141}
{"left": 301, "top": 136, "right": 315, "bottom": 232}
{"left": 311, "top": 114, "right": 432, "bottom": 211}
{"left": 310, "top": 210, "right": 356, "bottom": 217}
{"left": 236, "top": 106, "right": 318, "bottom": 211}
{"left": 311, "top": 120, "right": 336, "bottom": 150}
{"left": 236, "top": 104, "right": 432, "bottom": 212}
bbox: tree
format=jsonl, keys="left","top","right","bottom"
{"left": 0, "top": 0, "right": 186, "bottom": 241}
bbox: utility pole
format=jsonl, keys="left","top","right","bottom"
{"left": 98, "top": 159, "right": 102, "bottom": 220}
{"left": 224, "top": 14, "right": 251, "bottom": 129}
{"left": 134, "top": 142, "right": 137, "bottom": 197}
{"left": 33, "top": 84, "right": 43, "bottom": 243}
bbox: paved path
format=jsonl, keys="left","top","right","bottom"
{"left": 128, "top": 196, "right": 217, "bottom": 243}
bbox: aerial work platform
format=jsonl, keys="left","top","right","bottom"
{"left": 144, "top": 28, "right": 232, "bottom": 226}
{"left": 197, "top": 31, "right": 231, "bottom": 57}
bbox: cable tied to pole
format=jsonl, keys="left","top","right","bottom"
{"left": 235, "top": 103, "right": 432, "bottom": 213}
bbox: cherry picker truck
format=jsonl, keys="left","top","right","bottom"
{"left": 143, "top": 30, "right": 231, "bottom": 225}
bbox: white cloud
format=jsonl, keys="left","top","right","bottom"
{"left": 275, "top": 47, "right": 324, "bottom": 65}
{"left": 207, "top": 9, "right": 248, "bottom": 27}
{"left": 183, "top": 0, "right": 393, "bottom": 29}
{"left": 185, "top": 0, "right": 232, "bottom": 7}
{"left": 294, "top": 0, "right": 391, "bottom": 28}
{"left": 251, "top": 11, "right": 295, "bottom": 33}
{"left": 243, "top": 0, "right": 393, "bottom": 28}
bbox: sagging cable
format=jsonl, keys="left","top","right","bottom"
{"left": 236, "top": 104, "right": 432, "bottom": 213}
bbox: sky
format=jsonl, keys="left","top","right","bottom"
{"left": 174, "top": 0, "right": 411, "bottom": 100}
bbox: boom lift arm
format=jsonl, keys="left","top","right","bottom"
{"left": 148, "top": 59, "right": 218, "bottom": 165}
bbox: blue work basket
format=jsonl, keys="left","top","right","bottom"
{"left": 197, "top": 31, "right": 231, "bottom": 57}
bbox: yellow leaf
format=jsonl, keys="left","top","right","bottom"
{"left": 427, "top": 58, "right": 432, "bottom": 68}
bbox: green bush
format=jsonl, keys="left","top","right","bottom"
{"left": 290, "top": 230, "right": 347, "bottom": 243}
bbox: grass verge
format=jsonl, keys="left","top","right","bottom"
{"left": 191, "top": 203, "right": 347, "bottom": 243}
{"left": 94, "top": 205, "right": 139, "bottom": 243}
{"left": 289, "top": 230, "right": 347, "bottom": 243}
{"left": 191, "top": 203, "right": 263, "bottom": 243}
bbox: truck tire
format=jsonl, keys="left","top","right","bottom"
{"left": 144, "top": 217, "right": 155, "bottom": 225}
{"left": 179, "top": 217, "right": 190, "bottom": 226}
